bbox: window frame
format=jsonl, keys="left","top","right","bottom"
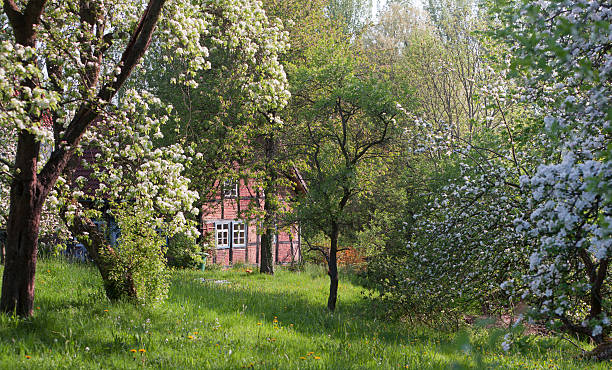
{"left": 214, "top": 220, "right": 247, "bottom": 249}
{"left": 222, "top": 180, "right": 238, "bottom": 198}
{"left": 215, "top": 221, "right": 230, "bottom": 249}
{"left": 232, "top": 221, "right": 246, "bottom": 247}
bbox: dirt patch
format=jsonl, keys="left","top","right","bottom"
{"left": 463, "top": 315, "right": 548, "bottom": 335}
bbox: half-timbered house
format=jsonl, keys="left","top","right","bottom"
{"left": 201, "top": 178, "right": 302, "bottom": 266}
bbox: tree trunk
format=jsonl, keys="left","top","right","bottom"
{"left": 260, "top": 134, "right": 277, "bottom": 274}
{"left": 589, "top": 259, "right": 608, "bottom": 343}
{"left": 68, "top": 211, "right": 137, "bottom": 301}
{"left": 327, "top": 221, "right": 339, "bottom": 311}
{"left": 0, "top": 132, "right": 44, "bottom": 317}
{"left": 260, "top": 227, "right": 274, "bottom": 274}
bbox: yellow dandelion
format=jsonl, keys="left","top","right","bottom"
{"left": 36, "top": 307, "right": 40, "bottom": 310}
{"left": 193, "top": 332, "right": 198, "bottom": 335}
{"left": 257, "top": 322, "right": 262, "bottom": 326}
{"left": 299, "top": 357, "right": 306, "bottom": 360}
{"left": 25, "top": 355, "right": 31, "bottom": 359}
{"left": 130, "top": 349, "right": 137, "bottom": 353}
{"left": 307, "top": 352, "right": 314, "bottom": 355}
{"left": 138, "top": 349, "right": 146, "bottom": 353}
{"left": 47, "top": 270, "right": 50, "bottom": 273}
{"left": 104, "top": 309, "right": 108, "bottom": 312}
{"left": 188, "top": 335, "right": 194, "bottom": 339}
{"left": 314, "top": 356, "right": 321, "bottom": 360}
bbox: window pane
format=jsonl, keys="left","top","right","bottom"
{"left": 216, "top": 222, "right": 230, "bottom": 248}
{"left": 233, "top": 222, "right": 245, "bottom": 245}
{"left": 222, "top": 180, "right": 238, "bottom": 197}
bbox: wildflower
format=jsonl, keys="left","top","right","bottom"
{"left": 188, "top": 335, "right": 194, "bottom": 339}
{"left": 104, "top": 309, "right": 109, "bottom": 312}
{"left": 138, "top": 349, "right": 146, "bottom": 353}
{"left": 307, "top": 352, "right": 314, "bottom": 355}
{"left": 25, "top": 355, "right": 31, "bottom": 359}
{"left": 85, "top": 347, "right": 90, "bottom": 352}
{"left": 257, "top": 322, "right": 262, "bottom": 326}
{"left": 314, "top": 356, "right": 321, "bottom": 360}
{"left": 299, "top": 357, "right": 306, "bottom": 360}
{"left": 36, "top": 307, "right": 40, "bottom": 310}
{"left": 193, "top": 332, "right": 198, "bottom": 335}
{"left": 130, "top": 349, "right": 137, "bottom": 353}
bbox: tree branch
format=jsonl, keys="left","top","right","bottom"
{"left": 38, "top": 0, "right": 167, "bottom": 191}
{"left": 24, "top": 0, "right": 47, "bottom": 25}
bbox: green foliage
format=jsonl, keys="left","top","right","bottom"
{"left": 166, "top": 233, "right": 204, "bottom": 270}
{"left": 109, "top": 207, "right": 169, "bottom": 303}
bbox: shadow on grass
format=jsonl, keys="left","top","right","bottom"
{"left": 168, "top": 270, "right": 415, "bottom": 347}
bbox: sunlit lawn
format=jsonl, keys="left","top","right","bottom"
{"left": 0, "top": 259, "right": 606, "bottom": 369}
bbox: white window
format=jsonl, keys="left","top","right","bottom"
{"left": 214, "top": 221, "right": 246, "bottom": 248}
{"left": 222, "top": 180, "right": 238, "bottom": 198}
{"left": 233, "top": 222, "right": 246, "bottom": 247}
{"left": 215, "top": 222, "right": 230, "bottom": 248}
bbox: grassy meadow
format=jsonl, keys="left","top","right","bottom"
{"left": 0, "top": 259, "right": 606, "bottom": 369}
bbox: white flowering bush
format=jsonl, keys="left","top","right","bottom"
{"left": 491, "top": 0, "right": 611, "bottom": 342}
{"left": 359, "top": 1, "right": 537, "bottom": 324}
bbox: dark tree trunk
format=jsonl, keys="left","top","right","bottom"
{"left": 0, "top": 132, "right": 45, "bottom": 317}
{"left": 327, "top": 221, "right": 339, "bottom": 311}
{"left": 589, "top": 259, "right": 608, "bottom": 343}
{"left": 260, "top": 134, "right": 277, "bottom": 274}
{"left": 326, "top": 190, "right": 350, "bottom": 311}
{"left": 260, "top": 227, "right": 274, "bottom": 274}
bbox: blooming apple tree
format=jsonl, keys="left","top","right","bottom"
{"left": 0, "top": 0, "right": 289, "bottom": 315}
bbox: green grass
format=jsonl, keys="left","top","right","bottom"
{"left": 0, "top": 259, "right": 607, "bottom": 369}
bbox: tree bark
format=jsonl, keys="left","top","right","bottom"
{"left": 67, "top": 210, "right": 137, "bottom": 301}
{"left": 0, "top": 132, "right": 45, "bottom": 317}
{"left": 260, "top": 134, "right": 277, "bottom": 274}
{"left": 260, "top": 227, "right": 274, "bottom": 274}
{"left": 326, "top": 189, "right": 350, "bottom": 311}
{"left": 327, "top": 221, "right": 339, "bottom": 311}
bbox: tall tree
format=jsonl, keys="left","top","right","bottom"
{"left": 255, "top": 0, "right": 333, "bottom": 274}
{"left": 0, "top": 0, "right": 279, "bottom": 317}
{"left": 492, "top": 0, "right": 611, "bottom": 343}
{"left": 290, "top": 39, "right": 404, "bottom": 310}
{"left": 139, "top": 0, "right": 292, "bottom": 272}
{"left": 326, "top": 0, "right": 373, "bottom": 35}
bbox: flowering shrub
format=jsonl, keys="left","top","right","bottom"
{"left": 492, "top": 0, "right": 611, "bottom": 342}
